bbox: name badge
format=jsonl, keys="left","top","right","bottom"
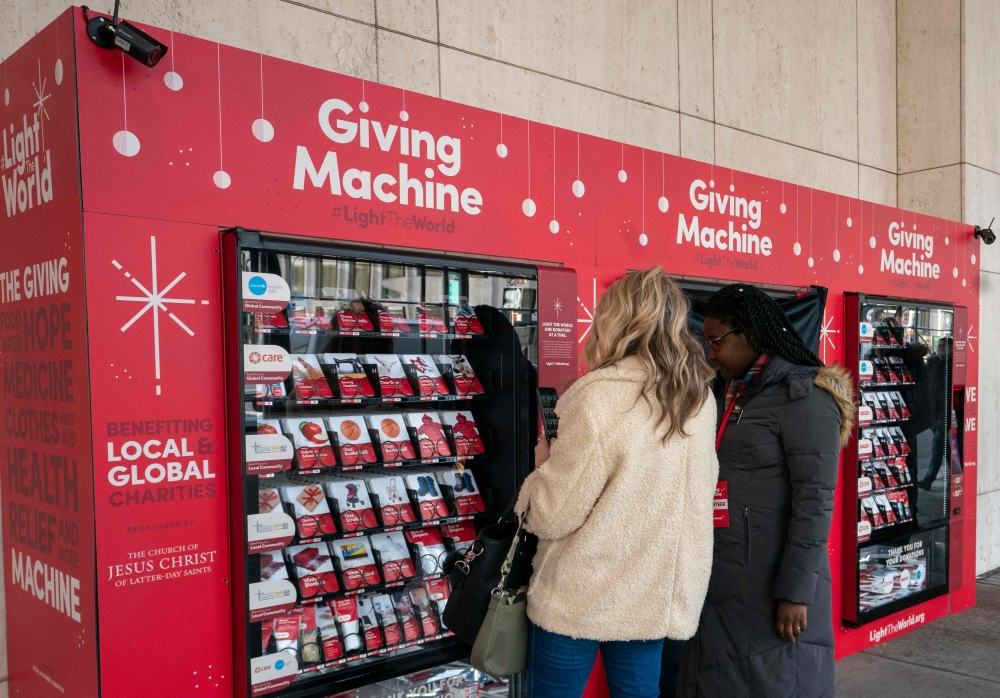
{"left": 713, "top": 481, "right": 729, "bottom": 528}
{"left": 727, "top": 405, "right": 743, "bottom": 424}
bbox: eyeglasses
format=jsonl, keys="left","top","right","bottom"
{"left": 342, "top": 563, "right": 382, "bottom": 590}
{"left": 705, "top": 328, "right": 739, "bottom": 351}
{"left": 338, "top": 442, "right": 378, "bottom": 466}
{"left": 378, "top": 376, "right": 414, "bottom": 397}
{"left": 379, "top": 503, "right": 417, "bottom": 526}
{"left": 295, "top": 513, "right": 338, "bottom": 538}
{"left": 292, "top": 377, "right": 335, "bottom": 399}
{"left": 382, "top": 558, "right": 417, "bottom": 582}
{"left": 339, "top": 508, "right": 379, "bottom": 532}
{"left": 296, "top": 445, "right": 337, "bottom": 469}
{"left": 453, "top": 315, "right": 484, "bottom": 335}
{"left": 381, "top": 440, "right": 417, "bottom": 462}
{"left": 417, "top": 437, "right": 452, "bottom": 459}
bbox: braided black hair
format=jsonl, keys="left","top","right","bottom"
{"left": 705, "top": 284, "right": 823, "bottom": 367}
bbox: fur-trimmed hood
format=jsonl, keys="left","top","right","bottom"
{"left": 814, "top": 363, "right": 855, "bottom": 448}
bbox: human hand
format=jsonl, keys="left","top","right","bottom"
{"left": 534, "top": 436, "right": 554, "bottom": 465}
{"left": 776, "top": 600, "right": 807, "bottom": 642}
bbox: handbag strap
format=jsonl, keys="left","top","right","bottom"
{"left": 493, "top": 510, "right": 526, "bottom": 594}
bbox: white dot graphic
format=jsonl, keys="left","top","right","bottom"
{"left": 213, "top": 171, "right": 231, "bottom": 189}
{"left": 972, "top": 254, "right": 977, "bottom": 265}
{"left": 833, "top": 249, "right": 841, "bottom": 262}
{"left": 496, "top": 143, "right": 508, "bottom": 158}
{"left": 618, "top": 170, "right": 627, "bottom": 183}
{"left": 359, "top": 101, "right": 369, "bottom": 113}
{"left": 847, "top": 217, "right": 852, "bottom": 227}
{"left": 963, "top": 279, "right": 967, "bottom": 287}
{"left": 252, "top": 118, "right": 274, "bottom": 142}
{"left": 794, "top": 242, "right": 802, "bottom": 256}
{"left": 399, "top": 110, "right": 409, "bottom": 122}
{"left": 113, "top": 131, "right": 140, "bottom": 157}
{"left": 658, "top": 196, "right": 668, "bottom": 212}
{"left": 549, "top": 220, "right": 559, "bottom": 234}
{"left": 953, "top": 267, "right": 959, "bottom": 278}
{"left": 164, "top": 71, "right": 183, "bottom": 91}
{"left": 3, "top": 89, "right": 8, "bottom": 106}
{"left": 870, "top": 236, "right": 877, "bottom": 249}
{"left": 709, "top": 180, "right": 715, "bottom": 187}
{"left": 55, "top": 59, "right": 64, "bottom": 85}
{"left": 639, "top": 233, "right": 648, "bottom": 246}
{"left": 572, "top": 180, "right": 585, "bottom": 197}
{"left": 945, "top": 237, "right": 950, "bottom": 245}
{"left": 808, "top": 257, "right": 815, "bottom": 267}
{"left": 780, "top": 203, "right": 787, "bottom": 214}
{"left": 729, "top": 184, "right": 735, "bottom": 192}
{"left": 522, "top": 198, "right": 536, "bottom": 217}
{"left": 858, "top": 265, "right": 865, "bottom": 274}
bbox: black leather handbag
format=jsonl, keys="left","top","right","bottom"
{"left": 444, "top": 509, "right": 538, "bottom": 645}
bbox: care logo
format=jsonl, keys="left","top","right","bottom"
{"left": 249, "top": 351, "right": 262, "bottom": 364}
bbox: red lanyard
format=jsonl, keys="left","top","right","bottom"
{"left": 716, "top": 388, "right": 743, "bottom": 452}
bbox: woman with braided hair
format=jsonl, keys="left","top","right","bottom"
{"left": 676, "top": 284, "right": 853, "bottom": 698}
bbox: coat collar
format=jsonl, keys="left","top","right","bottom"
{"left": 741, "top": 355, "right": 819, "bottom": 400}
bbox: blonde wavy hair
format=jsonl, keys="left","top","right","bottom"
{"left": 582, "top": 266, "right": 714, "bottom": 441}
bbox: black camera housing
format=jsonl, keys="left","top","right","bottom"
{"left": 975, "top": 218, "right": 996, "bottom": 245}
{"left": 84, "top": 3, "right": 167, "bottom": 68}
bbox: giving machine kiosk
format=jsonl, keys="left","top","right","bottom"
{"left": 0, "top": 8, "right": 981, "bottom": 698}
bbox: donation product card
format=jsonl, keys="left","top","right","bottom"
{"left": 365, "top": 354, "right": 415, "bottom": 398}
{"left": 368, "top": 414, "right": 417, "bottom": 461}
{"left": 403, "top": 355, "right": 450, "bottom": 396}
{"left": 283, "top": 417, "right": 336, "bottom": 469}
{"left": 435, "top": 355, "right": 485, "bottom": 395}
{"left": 442, "top": 411, "right": 486, "bottom": 455}
{"left": 290, "top": 354, "right": 334, "bottom": 399}
{"left": 407, "top": 412, "right": 452, "bottom": 459}
{"left": 326, "top": 415, "right": 378, "bottom": 465}
{"left": 364, "top": 474, "right": 417, "bottom": 526}
{"left": 329, "top": 537, "right": 382, "bottom": 590}
{"left": 324, "top": 479, "right": 378, "bottom": 531}
{"left": 286, "top": 543, "right": 339, "bottom": 597}
{"left": 321, "top": 353, "right": 375, "bottom": 399}
{"left": 281, "top": 484, "right": 337, "bottom": 538}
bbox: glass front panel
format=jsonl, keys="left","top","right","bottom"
{"left": 858, "top": 526, "right": 948, "bottom": 614}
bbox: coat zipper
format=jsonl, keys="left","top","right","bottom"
{"left": 744, "top": 507, "right": 751, "bottom": 566}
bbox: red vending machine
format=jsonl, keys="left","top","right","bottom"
{"left": 222, "top": 230, "right": 558, "bottom": 695}
{"left": 842, "top": 295, "right": 962, "bottom": 626}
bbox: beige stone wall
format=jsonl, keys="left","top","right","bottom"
{"left": 0, "top": 0, "right": 998, "bottom": 690}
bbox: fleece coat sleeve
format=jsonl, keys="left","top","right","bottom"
{"left": 773, "top": 388, "right": 842, "bottom": 605}
{"left": 514, "top": 385, "right": 611, "bottom": 541}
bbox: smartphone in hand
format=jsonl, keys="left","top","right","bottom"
{"left": 537, "top": 387, "right": 559, "bottom": 441}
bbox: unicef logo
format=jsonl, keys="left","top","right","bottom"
{"left": 861, "top": 362, "right": 869, "bottom": 371}
{"left": 248, "top": 276, "right": 268, "bottom": 296}
{"left": 861, "top": 323, "right": 869, "bottom": 334}
{"left": 274, "top": 659, "right": 285, "bottom": 670}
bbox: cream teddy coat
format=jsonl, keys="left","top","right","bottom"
{"left": 515, "top": 356, "right": 718, "bottom": 642}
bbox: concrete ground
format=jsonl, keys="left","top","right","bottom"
{"left": 836, "top": 570, "right": 1000, "bottom": 697}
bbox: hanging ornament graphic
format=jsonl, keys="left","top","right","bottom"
{"left": 251, "top": 54, "right": 274, "bottom": 142}
{"left": 497, "top": 114, "right": 507, "bottom": 158}
{"left": 951, "top": 222, "right": 958, "bottom": 278}
{"left": 213, "top": 44, "right": 230, "bottom": 188}
{"left": 858, "top": 201, "right": 868, "bottom": 275}
{"left": 522, "top": 122, "right": 535, "bottom": 217}
{"left": 55, "top": 20, "right": 63, "bottom": 86}
{"left": 793, "top": 186, "right": 801, "bottom": 256}
{"left": 639, "top": 149, "right": 647, "bottom": 246}
{"left": 807, "top": 190, "right": 814, "bottom": 267}
{"left": 780, "top": 182, "right": 786, "bottom": 214}
{"left": 549, "top": 125, "right": 559, "bottom": 233}
{"left": 846, "top": 197, "right": 852, "bottom": 228}
{"left": 578, "top": 278, "right": 597, "bottom": 344}
{"left": 163, "top": 30, "right": 183, "bottom": 91}
{"left": 833, "top": 196, "right": 841, "bottom": 262}
{"left": 572, "top": 132, "right": 584, "bottom": 197}
{"left": 657, "top": 153, "right": 668, "bottom": 212}
{"left": 3, "top": 60, "right": 8, "bottom": 105}
{"left": 618, "top": 143, "right": 627, "bottom": 182}
{"left": 112, "top": 237, "right": 209, "bottom": 396}
{"left": 111, "top": 54, "right": 139, "bottom": 156}
{"left": 399, "top": 90, "right": 409, "bottom": 122}
{"left": 359, "top": 79, "right": 369, "bottom": 113}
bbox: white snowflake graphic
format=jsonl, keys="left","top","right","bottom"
{"left": 578, "top": 278, "right": 596, "bottom": 344}
{"left": 820, "top": 314, "right": 839, "bottom": 363}
{"left": 112, "top": 236, "right": 209, "bottom": 395}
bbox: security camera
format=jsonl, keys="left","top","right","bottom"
{"left": 975, "top": 217, "right": 996, "bottom": 245}
{"left": 83, "top": 2, "right": 167, "bottom": 68}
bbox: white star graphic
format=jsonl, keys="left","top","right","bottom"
{"left": 553, "top": 297, "right": 563, "bottom": 319}
{"left": 820, "top": 314, "right": 839, "bottom": 363}
{"left": 113, "top": 236, "right": 209, "bottom": 395}
{"left": 577, "top": 278, "right": 596, "bottom": 344}
{"left": 32, "top": 59, "right": 50, "bottom": 149}
{"left": 967, "top": 324, "right": 976, "bottom": 353}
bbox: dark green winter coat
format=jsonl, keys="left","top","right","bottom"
{"left": 678, "top": 356, "right": 853, "bottom": 698}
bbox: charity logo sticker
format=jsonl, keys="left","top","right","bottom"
{"left": 244, "top": 345, "right": 291, "bottom": 383}
{"left": 242, "top": 272, "right": 290, "bottom": 312}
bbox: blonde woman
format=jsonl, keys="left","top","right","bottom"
{"left": 515, "top": 267, "right": 718, "bottom": 698}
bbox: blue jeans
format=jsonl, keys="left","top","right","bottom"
{"left": 526, "top": 623, "right": 664, "bottom": 698}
